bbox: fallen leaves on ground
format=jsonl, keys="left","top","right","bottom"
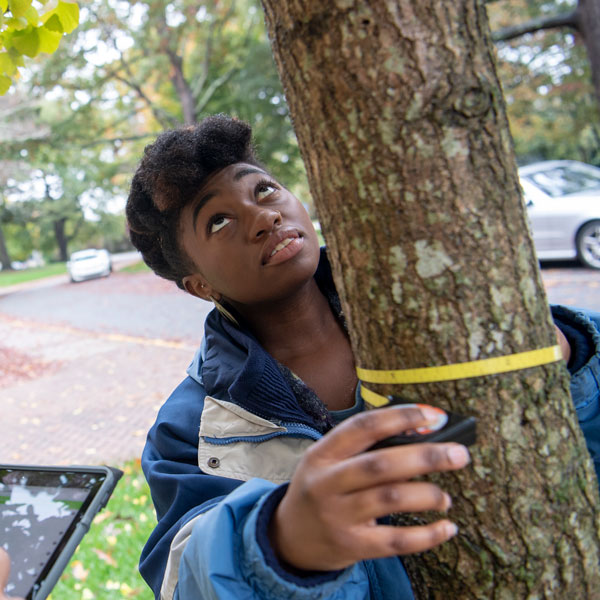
{"left": 92, "top": 548, "right": 118, "bottom": 567}
{"left": 0, "top": 345, "right": 61, "bottom": 386}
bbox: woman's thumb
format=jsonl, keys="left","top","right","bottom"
{"left": 0, "top": 548, "right": 11, "bottom": 597}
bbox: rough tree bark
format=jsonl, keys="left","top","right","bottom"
{"left": 260, "top": 1, "right": 600, "bottom": 597}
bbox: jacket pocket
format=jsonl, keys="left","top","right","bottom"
{"left": 198, "top": 396, "right": 315, "bottom": 483}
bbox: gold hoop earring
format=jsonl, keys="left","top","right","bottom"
{"left": 210, "top": 296, "right": 239, "bottom": 326}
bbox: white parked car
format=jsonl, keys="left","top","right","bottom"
{"left": 519, "top": 160, "right": 600, "bottom": 269}
{"left": 67, "top": 249, "right": 112, "bottom": 282}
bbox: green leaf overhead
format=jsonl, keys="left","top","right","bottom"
{"left": 56, "top": 0, "right": 78, "bottom": 33}
{"left": 43, "top": 13, "right": 62, "bottom": 33}
{"left": 23, "top": 5, "right": 38, "bottom": 25}
{"left": 0, "top": 0, "right": 79, "bottom": 94}
{"left": 42, "top": 1, "right": 78, "bottom": 34}
{"left": 37, "top": 22, "right": 61, "bottom": 53}
{"left": 0, "top": 73, "right": 10, "bottom": 93}
{"left": 11, "top": 27, "right": 38, "bottom": 57}
{"left": 0, "top": 51, "right": 15, "bottom": 74}
{"left": 8, "top": 0, "right": 32, "bottom": 19}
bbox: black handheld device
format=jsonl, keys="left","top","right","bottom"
{"left": 0, "top": 464, "right": 123, "bottom": 600}
{"left": 369, "top": 400, "right": 477, "bottom": 451}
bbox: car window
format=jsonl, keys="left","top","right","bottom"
{"left": 72, "top": 253, "right": 97, "bottom": 262}
{"left": 524, "top": 166, "right": 600, "bottom": 197}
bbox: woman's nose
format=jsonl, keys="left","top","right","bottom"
{"left": 248, "top": 207, "right": 282, "bottom": 241}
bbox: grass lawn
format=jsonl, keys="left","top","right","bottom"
{"left": 0, "top": 263, "right": 67, "bottom": 287}
{"left": 120, "top": 261, "right": 150, "bottom": 274}
{"left": 49, "top": 460, "right": 156, "bottom": 600}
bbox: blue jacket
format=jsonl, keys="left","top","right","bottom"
{"left": 140, "top": 261, "right": 600, "bottom": 599}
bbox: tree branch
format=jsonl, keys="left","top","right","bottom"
{"left": 195, "top": 67, "right": 238, "bottom": 114}
{"left": 165, "top": 47, "right": 196, "bottom": 124}
{"left": 99, "top": 26, "right": 180, "bottom": 130}
{"left": 153, "top": 7, "right": 196, "bottom": 125}
{"left": 191, "top": 21, "right": 216, "bottom": 101}
{"left": 492, "top": 11, "right": 579, "bottom": 42}
{"left": 194, "top": 7, "right": 260, "bottom": 114}
{"left": 190, "top": 2, "right": 239, "bottom": 112}
{"left": 112, "top": 61, "right": 180, "bottom": 129}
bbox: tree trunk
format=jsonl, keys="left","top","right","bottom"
{"left": 577, "top": 0, "right": 600, "bottom": 106}
{"left": 53, "top": 218, "right": 68, "bottom": 262}
{"left": 0, "top": 224, "right": 12, "bottom": 270}
{"left": 260, "top": 0, "right": 600, "bottom": 597}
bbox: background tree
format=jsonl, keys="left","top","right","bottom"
{"left": 1, "top": 90, "right": 125, "bottom": 262}
{"left": 491, "top": 0, "right": 600, "bottom": 106}
{"left": 260, "top": 0, "right": 600, "bottom": 596}
{"left": 0, "top": 198, "right": 14, "bottom": 268}
{"left": 488, "top": 0, "right": 600, "bottom": 165}
{"left": 0, "top": 90, "right": 43, "bottom": 269}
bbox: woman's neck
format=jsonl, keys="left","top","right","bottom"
{"left": 233, "top": 278, "right": 357, "bottom": 411}
{"left": 233, "top": 278, "right": 340, "bottom": 363}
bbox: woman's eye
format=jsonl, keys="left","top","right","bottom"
{"left": 256, "top": 183, "right": 277, "bottom": 201}
{"left": 209, "top": 216, "right": 231, "bottom": 234}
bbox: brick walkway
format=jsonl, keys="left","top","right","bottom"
{"left": 0, "top": 267, "right": 209, "bottom": 467}
{"left": 0, "top": 313, "right": 197, "bottom": 466}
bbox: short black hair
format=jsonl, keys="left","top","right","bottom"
{"left": 126, "top": 114, "right": 263, "bottom": 288}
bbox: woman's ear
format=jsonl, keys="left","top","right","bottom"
{"left": 182, "top": 274, "right": 213, "bottom": 301}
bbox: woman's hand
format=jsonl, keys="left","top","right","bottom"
{"left": 555, "top": 325, "right": 571, "bottom": 364}
{"left": 269, "top": 405, "right": 471, "bottom": 572}
{"left": 0, "top": 549, "right": 24, "bottom": 600}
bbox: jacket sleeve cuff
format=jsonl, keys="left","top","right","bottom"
{"left": 551, "top": 305, "right": 595, "bottom": 374}
{"left": 242, "top": 483, "right": 367, "bottom": 598}
{"left": 551, "top": 305, "right": 600, "bottom": 415}
{"left": 551, "top": 305, "right": 600, "bottom": 481}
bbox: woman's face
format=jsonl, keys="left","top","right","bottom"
{"left": 179, "top": 162, "right": 321, "bottom": 307}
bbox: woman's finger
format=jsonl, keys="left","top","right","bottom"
{"left": 322, "top": 442, "right": 470, "bottom": 495}
{"left": 306, "top": 405, "right": 445, "bottom": 462}
{"left": 356, "top": 520, "right": 459, "bottom": 560}
{"left": 0, "top": 548, "right": 12, "bottom": 600}
{"left": 339, "top": 481, "right": 452, "bottom": 523}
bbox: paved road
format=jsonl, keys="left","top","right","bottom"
{"left": 539, "top": 261, "right": 600, "bottom": 312}
{"left": 0, "top": 262, "right": 598, "bottom": 467}
{"left": 0, "top": 269, "right": 209, "bottom": 343}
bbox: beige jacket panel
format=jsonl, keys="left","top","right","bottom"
{"left": 198, "top": 395, "right": 315, "bottom": 484}
{"left": 159, "top": 514, "right": 203, "bottom": 600}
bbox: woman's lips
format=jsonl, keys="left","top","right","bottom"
{"left": 263, "top": 236, "right": 304, "bottom": 266}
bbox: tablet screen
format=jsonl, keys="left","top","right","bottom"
{"left": 0, "top": 468, "right": 106, "bottom": 598}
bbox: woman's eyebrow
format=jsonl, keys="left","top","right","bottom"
{"left": 233, "top": 167, "right": 266, "bottom": 181}
{"left": 192, "top": 191, "right": 216, "bottom": 232}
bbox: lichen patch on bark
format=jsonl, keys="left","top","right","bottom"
{"left": 414, "top": 239, "right": 453, "bottom": 278}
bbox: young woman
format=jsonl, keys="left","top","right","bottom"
{"left": 126, "top": 115, "right": 600, "bottom": 599}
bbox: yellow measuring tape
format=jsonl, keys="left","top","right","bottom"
{"left": 358, "top": 345, "right": 562, "bottom": 408}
